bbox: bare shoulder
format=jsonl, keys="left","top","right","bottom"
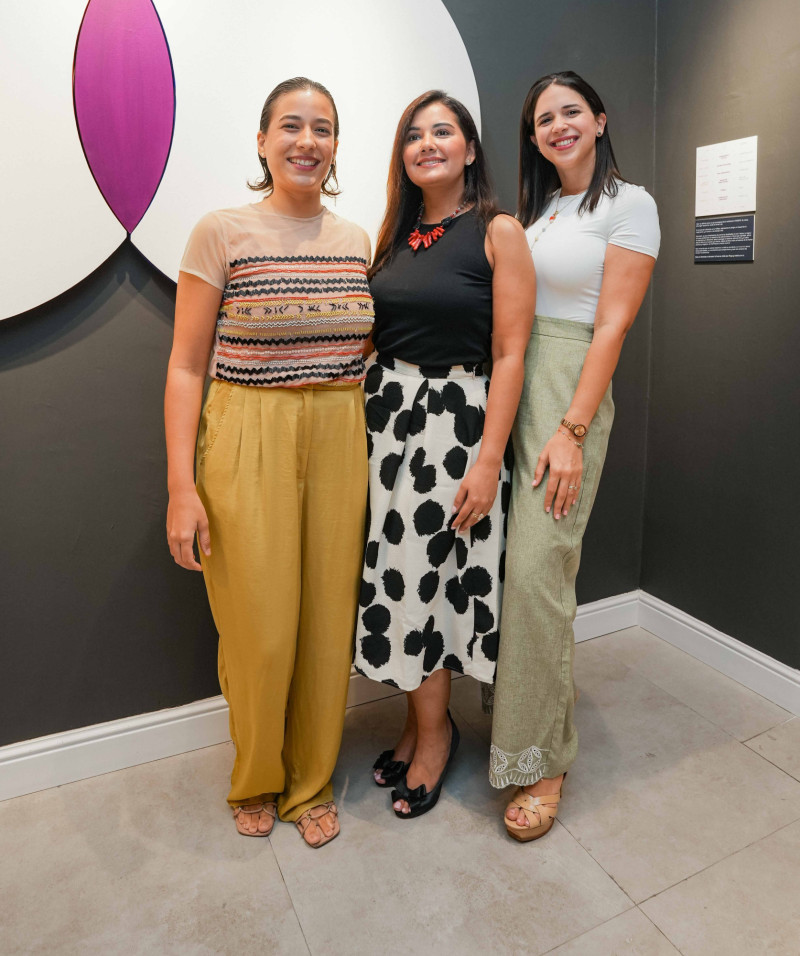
{"left": 486, "top": 212, "right": 525, "bottom": 243}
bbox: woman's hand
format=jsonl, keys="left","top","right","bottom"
{"left": 167, "top": 490, "right": 211, "bottom": 571}
{"left": 451, "top": 459, "right": 499, "bottom": 534}
{"left": 533, "top": 430, "right": 583, "bottom": 519}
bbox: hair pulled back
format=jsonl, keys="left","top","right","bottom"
{"left": 248, "top": 76, "right": 341, "bottom": 197}
{"left": 518, "top": 71, "right": 625, "bottom": 228}
{"left": 369, "top": 90, "right": 499, "bottom": 279}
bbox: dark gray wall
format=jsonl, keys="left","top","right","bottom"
{"left": 0, "top": 244, "right": 220, "bottom": 746}
{"left": 644, "top": 0, "right": 800, "bottom": 668}
{"left": 0, "top": 0, "right": 656, "bottom": 747}
{"left": 443, "top": 0, "right": 657, "bottom": 603}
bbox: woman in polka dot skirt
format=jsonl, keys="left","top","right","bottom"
{"left": 353, "top": 91, "right": 536, "bottom": 818}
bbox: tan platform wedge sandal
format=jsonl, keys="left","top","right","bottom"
{"left": 504, "top": 774, "right": 566, "bottom": 843}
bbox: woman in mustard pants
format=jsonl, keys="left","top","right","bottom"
{"left": 165, "top": 77, "right": 373, "bottom": 848}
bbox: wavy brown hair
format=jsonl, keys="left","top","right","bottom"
{"left": 369, "top": 91, "right": 499, "bottom": 279}
{"left": 248, "top": 76, "right": 341, "bottom": 198}
{"left": 518, "top": 71, "right": 626, "bottom": 228}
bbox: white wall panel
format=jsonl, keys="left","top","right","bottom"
{"left": 0, "top": 2, "right": 126, "bottom": 320}
{"left": 132, "top": 0, "right": 479, "bottom": 279}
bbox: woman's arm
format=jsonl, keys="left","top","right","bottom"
{"left": 534, "top": 243, "right": 656, "bottom": 519}
{"left": 451, "top": 214, "right": 536, "bottom": 533}
{"left": 164, "top": 273, "right": 222, "bottom": 570}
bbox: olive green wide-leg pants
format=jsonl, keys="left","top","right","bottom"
{"left": 196, "top": 379, "right": 367, "bottom": 820}
{"left": 488, "top": 316, "right": 614, "bottom": 788}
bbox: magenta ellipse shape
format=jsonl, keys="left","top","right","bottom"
{"left": 74, "top": 0, "right": 174, "bottom": 233}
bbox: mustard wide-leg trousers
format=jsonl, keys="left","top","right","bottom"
{"left": 196, "top": 380, "right": 367, "bottom": 821}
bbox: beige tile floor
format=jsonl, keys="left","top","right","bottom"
{"left": 1, "top": 626, "right": 798, "bottom": 955}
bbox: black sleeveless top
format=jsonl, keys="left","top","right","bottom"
{"left": 370, "top": 208, "right": 493, "bottom": 367}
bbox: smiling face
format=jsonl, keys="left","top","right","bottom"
{"left": 530, "top": 83, "right": 605, "bottom": 184}
{"left": 402, "top": 102, "right": 476, "bottom": 197}
{"left": 257, "top": 88, "right": 337, "bottom": 197}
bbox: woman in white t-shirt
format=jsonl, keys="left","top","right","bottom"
{"left": 488, "top": 71, "right": 660, "bottom": 840}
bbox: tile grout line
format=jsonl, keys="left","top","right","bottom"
{"left": 267, "top": 840, "right": 314, "bottom": 956}
{"left": 597, "top": 632, "right": 792, "bottom": 746}
{"left": 636, "top": 903, "right": 685, "bottom": 954}
{"left": 635, "top": 815, "right": 800, "bottom": 909}
{"left": 538, "top": 905, "right": 639, "bottom": 955}
{"left": 556, "top": 813, "right": 639, "bottom": 905}
{"left": 741, "top": 715, "right": 796, "bottom": 745}
{"left": 727, "top": 744, "right": 800, "bottom": 784}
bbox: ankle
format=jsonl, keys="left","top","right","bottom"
{"left": 524, "top": 774, "right": 564, "bottom": 796}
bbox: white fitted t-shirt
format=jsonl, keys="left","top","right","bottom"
{"left": 526, "top": 181, "right": 660, "bottom": 324}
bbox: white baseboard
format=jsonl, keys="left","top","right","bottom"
{"left": 638, "top": 591, "right": 800, "bottom": 716}
{"left": 574, "top": 590, "right": 639, "bottom": 642}
{"left": 0, "top": 696, "right": 231, "bottom": 803}
{"left": 1, "top": 591, "right": 796, "bottom": 803}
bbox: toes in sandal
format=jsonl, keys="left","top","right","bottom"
{"left": 295, "top": 801, "right": 340, "bottom": 849}
{"left": 505, "top": 778, "right": 565, "bottom": 843}
{"left": 372, "top": 749, "right": 411, "bottom": 788}
{"left": 233, "top": 801, "right": 277, "bottom": 837}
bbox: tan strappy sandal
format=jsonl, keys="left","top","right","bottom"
{"left": 505, "top": 775, "right": 565, "bottom": 842}
{"left": 295, "top": 801, "right": 340, "bottom": 849}
{"left": 233, "top": 801, "right": 277, "bottom": 837}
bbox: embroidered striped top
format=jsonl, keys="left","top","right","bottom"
{"left": 180, "top": 203, "right": 374, "bottom": 387}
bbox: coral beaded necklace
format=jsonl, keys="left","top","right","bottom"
{"left": 407, "top": 202, "right": 467, "bottom": 251}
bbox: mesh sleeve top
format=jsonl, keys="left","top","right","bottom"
{"left": 526, "top": 181, "right": 660, "bottom": 324}
{"left": 369, "top": 209, "right": 493, "bottom": 367}
{"left": 180, "top": 203, "right": 374, "bottom": 387}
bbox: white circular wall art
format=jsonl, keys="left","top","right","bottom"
{"left": 0, "top": 0, "right": 479, "bottom": 319}
{"left": 0, "top": 1, "right": 127, "bottom": 321}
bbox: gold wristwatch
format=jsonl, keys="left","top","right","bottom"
{"left": 561, "top": 418, "right": 587, "bottom": 438}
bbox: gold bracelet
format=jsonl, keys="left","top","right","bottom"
{"left": 557, "top": 428, "right": 584, "bottom": 449}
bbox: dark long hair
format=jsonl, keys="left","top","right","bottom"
{"left": 369, "top": 91, "right": 499, "bottom": 279}
{"left": 518, "top": 71, "right": 625, "bottom": 228}
{"left": 248, "top": 76, "right": 341, "bottom": 197}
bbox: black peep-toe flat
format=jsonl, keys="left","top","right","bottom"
{"left": 390, "top": 712, "right": 460, "bottom": 819}
{"left": 372, "top": 750, "right": 411, "bottom": 788}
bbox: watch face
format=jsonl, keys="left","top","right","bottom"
{"left": 573, "top": 424, "right": 587, "bottom": 437}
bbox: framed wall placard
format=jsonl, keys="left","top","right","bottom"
{"left": 695, "top": 136, "right": 757, "bottom": 218}
{"left": 694, "top": 214, "right": 755, "bottom": 263}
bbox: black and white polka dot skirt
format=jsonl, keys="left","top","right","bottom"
{"left": 353, "top": 354, "right": 511, "bottom": 691}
